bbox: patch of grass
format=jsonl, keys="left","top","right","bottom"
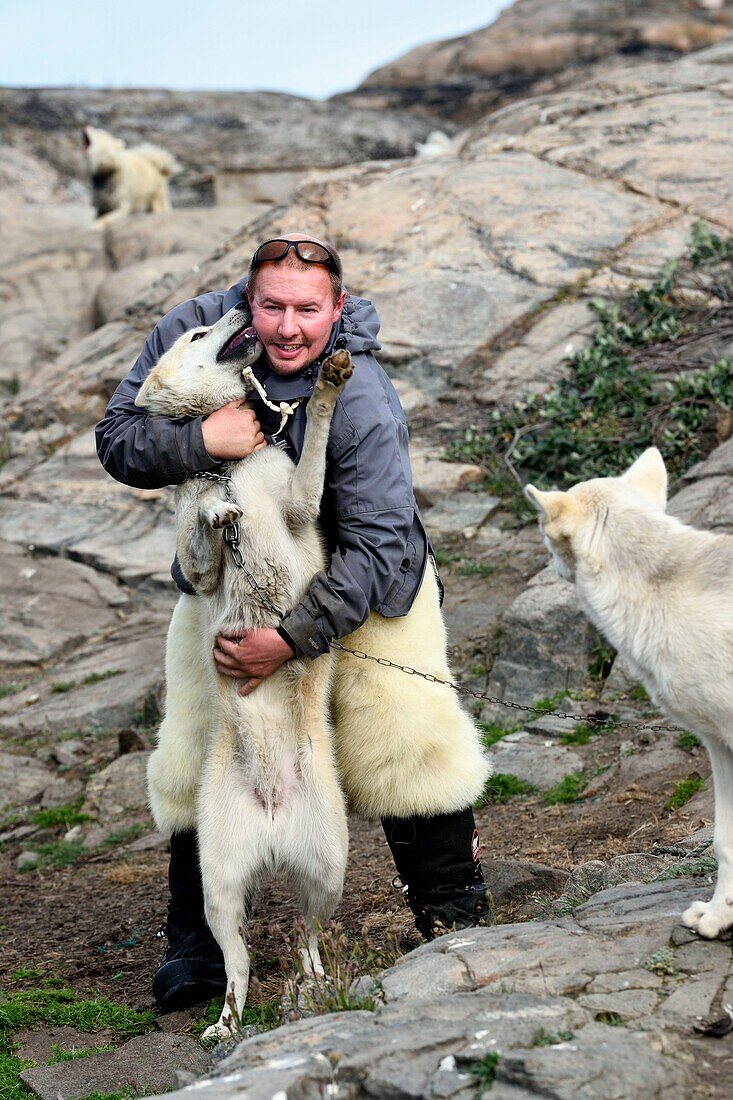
{"left": 589, "top": 637, "right": 616, "bottom": 683}
{"left": 50, "top": 680, "right": 76, "bottom": 694}
{"left": 0, "top": 986, "right": 155, "bottom": 1037}
{"left": 81, "top": 670, "right": 124, "bottom": 686}
{"left": 446, "top": 223, "right": 733, "bottom": 516}
{"left": 676, "top": 731, "right": 701, "bottom": 754}
{"left": 666, "top": 775, "right": 705, "bottom": 810}
{"left": 22, "top": 840, "right": 86, "bottom": 871}
{"left": 466, "top": 1053, "right": 499, "bottom": 1088}
{"left": 558, "top": 722, "right": 596, "bottom": 745}
{"left": 99, "top": 825, "right": 148, "bottom": 850}
{"left": 193, "top": 996, "right": 281, "bottom": 1040}
{"left": 10, "top": 967, "right": 42, "bottom": 983}
{"left": 595, "top": 1011, "right": 624, "bottom": 1026}
{"left": 542, "top": 771, "right": 588, "bottom": 805}
{"left": 0, "top": 988, "right": 154, "bottom": 1100}
{"left": 628, "top": 683, "right": 650, "bottom": 703}
{"left": 47, "top": 1043, "right": 114, "bottom": 1065}
{"left": 657, "top": 855, "right": 717, "bottom": 881}
{"left": 478, "top": 722, "right": 521, "bottom": 748}
{"left": 531, "top": 692, "right": 568, "bottom": 717}
{"left": 535, "top": 1029, "right": 574, "bottom": 1046}
{"left": 30, "top": 801, "right": 89, "bottom": 830}
{"left": 455, "top": 560, "right": 495, "bottom": 578}
{"left": 477, "top": 773, "right": 537, "bottom": 808}
{"left": 643, "top": 947, "right": 680, "bottom": 977}
{"left": 0, "top": 683, "right": 26, "bottom": 700}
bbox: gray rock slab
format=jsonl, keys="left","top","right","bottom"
{"left": 489, "top": 730, "right": 584, "bottom": 789}
{"left": 425, "top": 491, "right": 500, "bottom": 538}
{"left": 95, "top": 252, "right": 202, "bottom": 324}
{"left": 493, "top": 1022, "right": 691, "bottom": 1099}
{"left": 141, "top": 879, "right": 715, "bottom": 1100}
{"left": 13, "top": 1027, "right": 115, "bottom": 1064}
{"left": 0, "top": 611, "right": 168, "bottom": 741}
{"left": 20, "top": 1033, "right": 208, "bottom": 1100}
{"left": 485, "top": 859, "right": 569, "bottom": 906}
{"left": 0, "top": 751, "right": 55, "bottom": 808}
{"left": 0, "top": 539, "right": 130, "bottom": 666}
{"left": 84, "top": 752, "right": 151, "bottom": 821}
{"left": 557, "top": 854, "right": 673, "bottom": 909}
{"left": 486, "top": 567, "right": 598, "bottom": 721}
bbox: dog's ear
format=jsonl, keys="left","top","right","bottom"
{"left": 134, "top": 370, "right": 162, "bottom": 407}
{"left": 524, "top": 485, "right": 570, "bottom": 524}
{"left": 622, "top": 448, "right": 667, "bottom": 509}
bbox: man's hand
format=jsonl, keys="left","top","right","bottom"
{"left": 202, "top": 401, "right": 266, "bottom": 460}
{"left": 214, "top": 628, "right": 295, "bottom": 696}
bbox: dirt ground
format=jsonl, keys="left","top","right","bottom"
{"left": 1, "top": 720, "right": 711, "bottom": 1017}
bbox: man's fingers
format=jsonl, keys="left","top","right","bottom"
{"left": 214, "top": 664, "right": 247, "bottom": 679}
{"left": 216, "top": 635, "right": 246, "bottom": 653}
{"left": 238, "top": 678, "right": 262, "bottom": 697}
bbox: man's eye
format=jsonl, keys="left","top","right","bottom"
{"left": 190, "top": 331, "right": 207, "bottom": 342}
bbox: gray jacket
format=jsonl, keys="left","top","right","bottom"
{"left": 95, "top": 277, "right": 430, "bottom": 657}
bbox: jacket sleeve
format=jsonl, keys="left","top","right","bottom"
{"left": 95, "top": 302, "right": 222, "bottom": 489}
{"left": 280, "top": 370, "right": 417, "bottom": 657}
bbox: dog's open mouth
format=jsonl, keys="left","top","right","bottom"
{"left": 217, "top": 325, "right": 259, "bottom": 362}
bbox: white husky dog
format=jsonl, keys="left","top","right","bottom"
{"left": 136, "top": 306, "right": 350, "bottom": 1039}
{"left": 82, "top": 125, "right": 180, "bottom": 227}
{"left": 526, "top": 448, "right": 733, "bottom": 939}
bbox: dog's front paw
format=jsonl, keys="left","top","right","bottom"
{"left": 682, "top": 897, "right": 733, "bottom": 938}
{"left": 201, "top": 1018, "right": 234, "bottom": 1044}
{"left": 319, "top": 349, "right": 354, "bottom": 391}
{"left": 205, "top": 501, "right": 243, "bottom": 529}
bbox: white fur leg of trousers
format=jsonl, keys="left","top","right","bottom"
{"left": 147, "top": 594, "right": 216, "bottom": 834}
{"left": 148, "top": 570, "right": 490, "bottom": 832}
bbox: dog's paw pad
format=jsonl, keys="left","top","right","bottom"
{"left": 320, "top": 349, "right": 354, "bottom": 389}
{"left": 209, "top": 502, "right": 243, "bottom": 529}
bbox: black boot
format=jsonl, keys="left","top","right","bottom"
{"left": 152, "top": 830, "right": 227, "bottom": 1011}
{"left": 382, "top": 807, "right": 494, "bottom": 941}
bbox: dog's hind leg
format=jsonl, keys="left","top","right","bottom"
{"left": 286, "top": 350, "right": 354, "bottom": 527}
{"left": 198, "top": 740, "right": 263, "bottom": 1042}
{"left": 682, "top": 735, "right": 733, "bottom": 938}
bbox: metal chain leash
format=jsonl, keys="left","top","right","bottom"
{"left": 195, "top": 471, "right": 685, "bottom": 736}
{"left": 194, "top": 471, "right": 282, "bottom": 617}
{"left": 329, "top": 642, "right": 685, "bottom": 734}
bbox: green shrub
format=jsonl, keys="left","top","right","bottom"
{"left": 477, "top": 773, "right": 537, "bottom": 807}
{"left": 447, "top": 224, "right": 733, "bottom": 516}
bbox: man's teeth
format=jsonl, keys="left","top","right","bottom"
{"left": 278, "top": 344, "right": 302, "bottom": 351}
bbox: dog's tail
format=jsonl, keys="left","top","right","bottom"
{"left": 133, "top": 143, "right": 181, "bottom": 177}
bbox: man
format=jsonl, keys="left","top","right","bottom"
{"left": 96, "top": 233, "right": 492, "bottom": 1011}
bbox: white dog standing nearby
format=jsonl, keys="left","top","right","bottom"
{"left": 136, "top": 305, "right": 351, "bottom": 1041}
{"left": 525, "top": 448, "right": 733, "bottom": 939}
{"left": 82, "top": 125, "right": 180, "bottom": 227}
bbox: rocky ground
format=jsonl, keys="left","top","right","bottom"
{"left": 3, "top": 10, "right": 733, "bottom": 1100}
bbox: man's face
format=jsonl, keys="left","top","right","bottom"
{"left": 248, "top": 264, "right": 346, "bottom": 376}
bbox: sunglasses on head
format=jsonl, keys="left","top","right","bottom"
{"left": 250, "top": 238, "right": 342, "bottom": 278}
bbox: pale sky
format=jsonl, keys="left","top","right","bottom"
{"left": 0, "top": 0, "right": 513, "bottom": 99}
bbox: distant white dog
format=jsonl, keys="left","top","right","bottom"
{"left": 82, "top": 125, "right": 180, "bottom": 227}
{"left": 136, "top": 307, "right": 351, "bottom": 1040}
{"left": 526, "top": 448, "right": 733, "bottom": 939}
